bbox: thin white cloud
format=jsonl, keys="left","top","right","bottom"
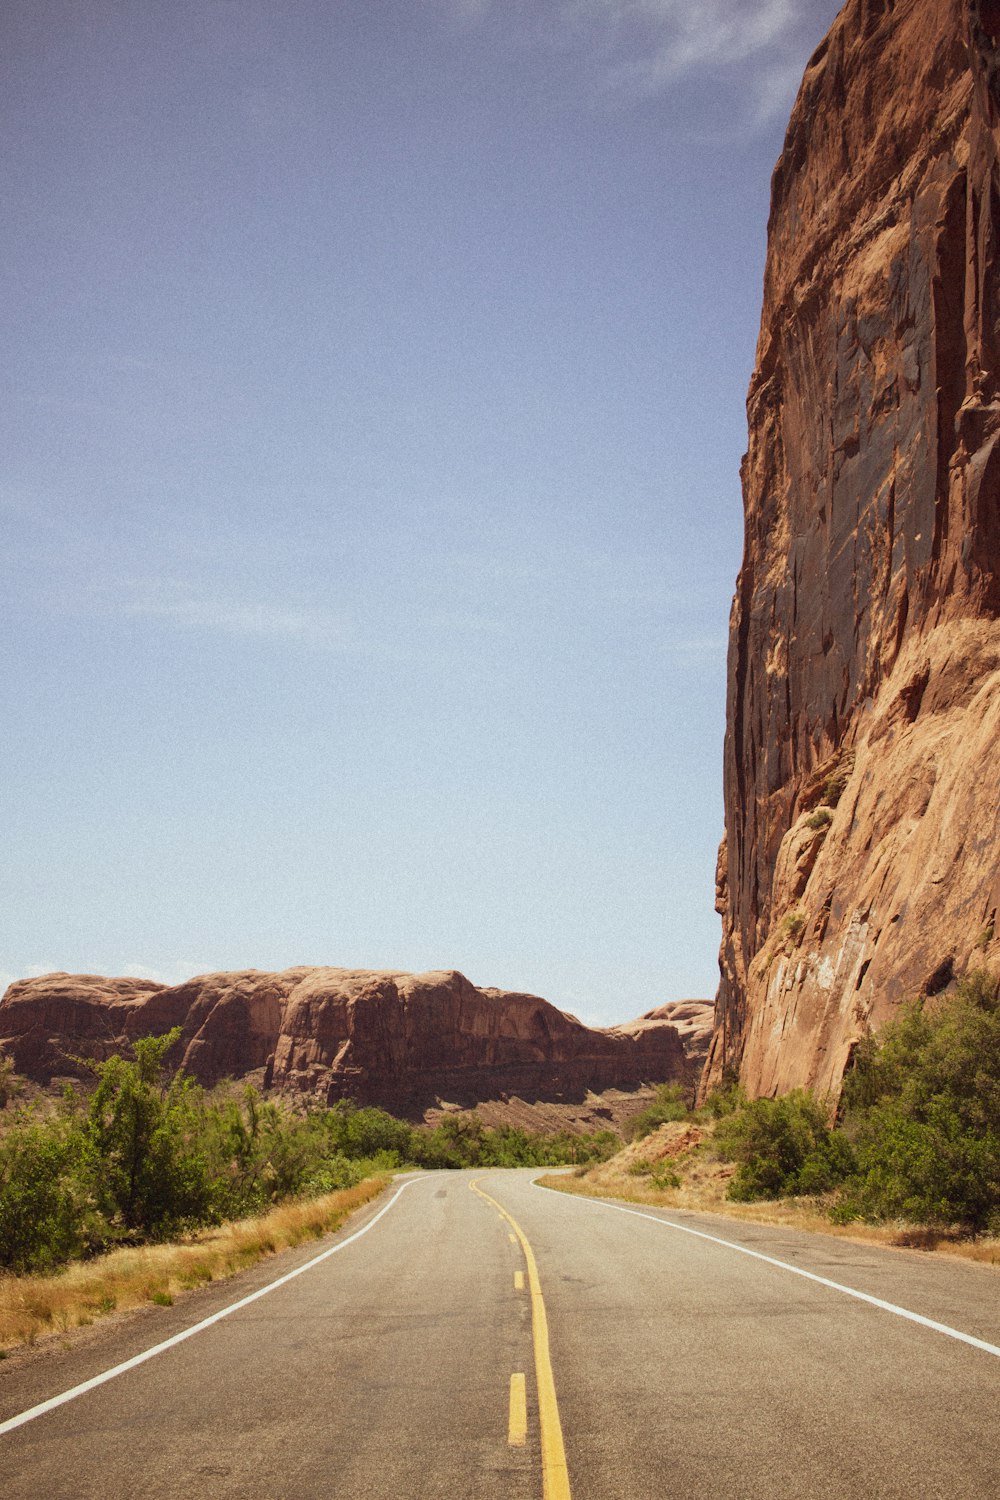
{"left": 119, "top": 960, "right": 213, "bottom": 986}
{"left": 591, "top": 0, "right": 798, "bottom": 91}
{"left": 89, "top": 576, "right": 507, "bottom": 662}
{"left": 110, "top": 579, "right": 354, "bottom": 651}
{"left": 0, "top": 960, "right": 213, "bottom": 992}
{"left": 668, "top": 634, "right": 729, "bottom": 664}
{"left": 435, "top": 0, "right": 817, "bottom": 122}
{"left": 0, "top": 962, "right": 61, "bottom": 992}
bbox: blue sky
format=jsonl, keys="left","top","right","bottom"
{"left": 2, "top": 0, "right": 842, "bottom": 1023}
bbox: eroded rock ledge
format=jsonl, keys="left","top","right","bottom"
{"left": 705, "top": 0, "right": 1000, "bottom": 1101}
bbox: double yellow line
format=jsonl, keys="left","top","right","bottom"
{"left": 469, "top": 1180, "right": 572, "bottom": 1500}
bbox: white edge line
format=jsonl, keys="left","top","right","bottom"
{"left": 0, "top": 1176, "right": 423, "bottom": 1438}
{"left": 533, "top": 1179, "right": 1000, "bottom": 1361}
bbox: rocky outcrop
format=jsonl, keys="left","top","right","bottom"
{"left": 704, "top": 0, "right": 1000, "bottom": 1102}
{"left": 0, "top": 967, "right": 687, "bottom": 1117}
{"left": 614, "top": 1000, "right": 714, "bottom": 1078}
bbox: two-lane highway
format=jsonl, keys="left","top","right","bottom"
{"left": 3, "top": 1170, "right": 999, "bottom": 1498}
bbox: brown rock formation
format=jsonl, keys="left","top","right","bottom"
{"left": 0, "top": 967, "right": 687, "bottom": 1117}
{"left": 615, "top": 1000, "right": 714, "bottom": 1077}
{"left": 704, "top": 0, "right": 1000, "bottom": 1102}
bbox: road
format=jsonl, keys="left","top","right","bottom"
{"left": 2, "top": 1169, "right": 1000, "bottom": 1498}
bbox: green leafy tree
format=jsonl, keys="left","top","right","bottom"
{"left": 838, "top": 971, "right": 1000, "bottom": 1230}
{"left": 715, "top": 1089, "right": 854, "bottom": 1200}
{"left": 0, "top": 1114, "right": 95, "bottom": 1271}
{"left": 84, "top": 1029, "right": 213, "bottom": 1238}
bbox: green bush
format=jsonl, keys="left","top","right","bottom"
{"left": 837, "top": 971, "right": 1000, "bottom": 1230}
{"left": 699, "top": 1081, "right": 746, "bottom": 1119}
{"left": 84, "top": 1031, "right": 214, "bottom": 1239}
{"left": 0, "top": 1035, "right": 626, "bottom": 1274}
{"left": 626, "top": 1084, "right": 690, "bottom": 1141}
{"left": 0, "top": 1116, "right": 96, "bottom": 1272}
{"left": 714, "top": 1089, "right": 853, "bottom": 1201}
{"left": 410, "top": 1115, "right": 619, "bottom": 1170}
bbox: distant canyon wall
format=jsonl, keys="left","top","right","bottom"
{"left": 0, "top": 966, "right": 690, "bottom": 1117}
{"left": 704, "top": 0, "right": 1000, "bottom": 1100}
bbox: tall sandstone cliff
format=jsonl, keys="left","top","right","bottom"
{"left": 703, "top": 0, "right": 1000, "bottom": 1101}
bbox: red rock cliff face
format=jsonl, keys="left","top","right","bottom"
{"left": 703, "top": 0, "right": 1000, "bottom": 1101}
{"left": 0, "top": 967, "right": 687, "bottom": 1116}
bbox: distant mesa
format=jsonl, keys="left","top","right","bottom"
{"left": 0, "top": 966, "right": 700, "bottom": 1120}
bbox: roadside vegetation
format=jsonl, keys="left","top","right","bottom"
{"left": 0, "top": 1028, "right": 617, "bottom": 1282}
{"left": 0, "top": 1177, "right": 387, "bottom": 1355}
{"left": 5, "top": 969, "right": 999, "bottom": 1349}
{"left": 547, "top": 971, "right": 1000, "bottom": 1259}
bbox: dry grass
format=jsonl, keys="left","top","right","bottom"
{"left": 538, "top": 1118, "right": 1000, "bottom": 1271}
{"left": 0, "top": 1175, "right": 391, "bottom": 1354}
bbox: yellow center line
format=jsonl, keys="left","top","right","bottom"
{"left": 470, "top": 1179, "right": 572, "bottom": 1500}
{"left": 514, "top": 1270, "right": 525, "bottom": 1291}
{"left": 509, "top": 1372, "right": 527, "bottom": 1446}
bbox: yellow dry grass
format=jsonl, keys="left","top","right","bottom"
{"left": 0, "top": 1175, "right": 391, "bottom": 1354}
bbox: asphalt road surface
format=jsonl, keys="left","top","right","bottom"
{"left": 2, "top": 1169, "right": 999, "bottom": 1499}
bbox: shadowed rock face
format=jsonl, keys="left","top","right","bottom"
{"left": 0, "top": 968, "right": 688, "bottom": 1116}
{"left": 704, "top": 0, "right": 1000, "bottom": 1102}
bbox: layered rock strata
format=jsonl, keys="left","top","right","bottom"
{"left": 704, "top": 0, "right": 1000, "bottom": 1101}
{"left": 0, "top": 967, "right": 688, "bottom": 1116}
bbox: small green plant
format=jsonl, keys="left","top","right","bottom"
{"left": 149, "top": 1290, "right": 173, "bottom": 1306}
{"left": 806, "top": 807, "right": 833, "bottom": 831}
{"left": 821, "top": 773, "right": 847, "bottom": 806}
{"left": 780, "top": 909, "right": 806, "bottom": 947}
{"left": 649, "top": 1164, "right": 681, "bottom": 1190}
{"left": 976, "top": 922, "right": 995, "bottom": 950}
{"left": 627, "top": 1159, "right": 653, "bottom": 1176}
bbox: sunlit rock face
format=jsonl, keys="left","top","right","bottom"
{"left": 0, "top": 967, "right": 688, "bottom": 1116}
{"left": 703, "top": 0, "right": 1000, "bottom": 1102}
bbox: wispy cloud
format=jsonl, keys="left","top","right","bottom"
{"left": 0, "top": 960, "right": 215, "bottom": 992}
{"left": 436, "top": 0, "right": 817, "bottom": 123}
{"left": 108, "top": 579, "right": 355, "bottom": 651}
{"left": 571, "top": 0, "right": 794, "bottom": 63}
{"left": 668, "top": 634, "right": 729, "bottom": 665}
{"left": 118, "top": 960, "right": 214, "bottom": 986}
{"left": 88, "top": 575, "right": 509, "bottom": 663}
{"left": 0, "top": 962, "right": 61, "bottom": 993}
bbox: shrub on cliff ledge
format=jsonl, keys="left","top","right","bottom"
{"left": 837, "top": 971, "right": 1000, "bottom": 1231}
